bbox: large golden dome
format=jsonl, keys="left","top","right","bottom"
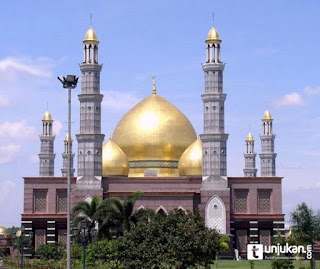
{"left": 112, "top": 93, "right": 197, "bottom": 177}
{"left": 102, "top": 138, "right": 129, "bottom": 176}
{"left": 178, "top": 137, "right": 202, "bottom": 176}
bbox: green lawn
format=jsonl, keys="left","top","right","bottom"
{"left": 211, "top": 260, "right": 320, "bottom": 269}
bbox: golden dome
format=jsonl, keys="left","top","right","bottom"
{"left": 102, "top": 138, "right": 129, "bottom": 176}
{"left": 15, "top": 230, "right": 22, "bottom": 237}
{"left": 178, "top": 137, "right": 202, "bottom": 176}
{"left": 112, "top": 93, "right": 197, "bottom": 177}
{"left": 206, "top": 26, "right": 221, "bottom": 43}
{"left": 64, "top": 133, "right": 73, "bottom": 142}
{"left": 84, "top": 27, "right": 99, "bottom": 43}
{"left": 263, "top": 110, "right": 272, "bottom": 120}
{"left": 246, "top": 132, "right": 254, "bottom": 142}
{"left": 42, "top": 110, "right": 53, "bottom": 122}
{"left": 0, "top": 225, "right": 9, "bottom": 236}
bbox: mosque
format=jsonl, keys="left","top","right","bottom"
{"left": 21, "top": 24, "right": 285, "bottom": 257}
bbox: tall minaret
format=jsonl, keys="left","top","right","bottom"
{"left": 200, "top": 26, "right": 229, "bottom": 188}
{"left": 76, "top": 27, "right": 105, "bottom": 189}
{"left": 39, "top": 111, "right": 56, "bottom": 177}
{"left": 61, "top": 133, "right": 75, "bottom": 177}
{"left": 243, "top": 132, "right": 257, "bottom": 177}
{"left": 259, "top": 110, "right": 277, "bottom": 176}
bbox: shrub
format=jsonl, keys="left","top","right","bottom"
{"left": 36, "top": 242, "right": 66, "bottom": 260}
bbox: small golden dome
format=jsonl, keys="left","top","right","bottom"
{"left": 206, "top": 26, "right": 221, "bottom": 43}
{"left": 102, "top": 138, "right": 129, "bottom": 176}
{"left": 178, "top": 137, "right": 202, "bottom": 176}
{"left": 246, "top": 132, "right": 254, "bottom": 142}
{"left": 112, "top": 93, "right": 197, "bottom": 177}
{"left": 16, "top": 230, "right": 22, "bottom": 237}
{"left": 263, "top": 110, "right": 272, "bottom": 120}
{"left": 0, "top": 225, "right": 9, "bottom": 236}
{"left": 84, "top": 27, "right": 99, "bottom": 43}
{"left": 64, "top": 133, "right": 73, "bottom": 142}
{"left": 42, "top": 110, "right": 53, "bottom": 122}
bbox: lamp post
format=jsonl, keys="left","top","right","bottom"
{"left": 57, "top": 75, "right": 79, "bottom": 269}
{"left": 72, "top": 220, "right": 96, "bottom": 269}
{"left": 11, "top": 227, "right": 33, "bottom": 269}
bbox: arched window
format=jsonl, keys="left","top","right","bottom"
{"left": 205, "top": 195, "right": 226, "bottom": 234}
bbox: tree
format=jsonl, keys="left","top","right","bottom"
{"left": 116, "top": 209, "right": 223, "bottom": 269}
{"left": 290, "top": 202, "right": 320, "bottom": 269}
{"left": 72, "top": 196, "right": 102, "bottom": 233}
{"left": 95, "top": 191, "right": 143, "bottom": 238}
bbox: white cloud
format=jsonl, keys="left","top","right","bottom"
{"left": 0, "top": 121, "right": 37, "bottom": 140}
{"left": 315, "top": 181, "right": 320, "bottom": 189}
{"left": 29, "top": 154, "right": 38, "bottom": 164}
{"left": 0, "top": 180, "right": 16, "bottom": 202}
{"left": 53, "top": 120, "right": 63, "bottom": 135}
{"left": 0, "top": 144, "right": 21, "bottom": 164}
{"left": 303, "top": 86, "right": 320, "bottom": 96}
{"left": 271, "top": 92, "right": 305, "bottom": 107}
{"left": 102, "top": 90, "right": 140, "bottom": 110}
{"left": 0, "top": 94, "right": 10, "bottom": 107}
{"left": 0, "top": 57, "right": 53, "bottom": 81}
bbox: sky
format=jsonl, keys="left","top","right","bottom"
{"left": 1, "top": 0, "right": 320, "bottom": 227}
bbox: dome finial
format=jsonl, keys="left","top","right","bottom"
{"left": 152, "top": 76, "right": 156, "bottom": 94}
{"left": 263, "top": 110, "right": 272, "bottom": 120}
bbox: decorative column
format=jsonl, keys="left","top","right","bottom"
{"left": 243, "top": 132, "right": 257, "bottom": 177}
{"left": 76, "top": 27, "right": 105, "bottom": 189}
{"left": 61, "top": 133, "right": 75, "bottom": 177}
{"left": 39, "top": 111, "right": 55, "bottom": 177}
{"left": 259, "top": 110, "right": 277, "bottom": 176}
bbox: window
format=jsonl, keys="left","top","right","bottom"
{"left": 236, "top": 230, "right": 247, "bottom": 252}
{"left": 260, "top": 230, "right": 271, "bottom": 246}
{"left": 57, "top": 189, "right": 67, "bottom": 213}
{"left": 235, "top": 189, "right": 249, "bottom": 213}
{"left": 34, "top": 190, "right": 47, "bottom": 213}
{"left": 258, "top": 189, "right": 272, "bottom": 213}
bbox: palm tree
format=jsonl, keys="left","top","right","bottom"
{"left": 96, "top": 191, "right": 143, "bottom": 238}
{"left": 290, "top": 202, "right": 320, "bottom": 269}
{"left": 72, "top": 196, "right": 101, "bottom": 232}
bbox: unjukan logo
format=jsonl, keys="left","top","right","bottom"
{"left": 247, "top": 243, "right": 313, "bottom": 260}
{"left": 247, "top": 244, "right": 263, "bottom": 260}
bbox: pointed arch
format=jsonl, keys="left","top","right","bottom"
{"left": 136, "top": 205, "right": 145, "bottom": 211}
{"left": 156, "top": 205, "right": 168, "bottom": 215}
{"left": 177, "top": 206, "right": 187, "bottom": 214}
{"left": 83, "top": 195, "right": 93, "bottom": 203}
{"left": 205, "top": 195, "right": 226, "bottom": 234}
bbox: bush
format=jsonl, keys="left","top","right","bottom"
{"left": 36, "top": 242, "right": 66, "bottom": 260}
{"left": 271, "top": 258, "right": 294, "bottom": 269}
{"left": 85, "top": 239, "right": 119, "bottom": 266}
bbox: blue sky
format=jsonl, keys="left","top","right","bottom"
{"left": 1, "top": 0, "right": 320, "bottom": 226}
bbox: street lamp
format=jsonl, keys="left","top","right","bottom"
{"left": 57, "top": 75, "right": 79, "bottom": 269}
{"left": 72, "top": 220, "right": 96, "bottom": 269}
{"left": 11, "top": 227, "right": 33, "bottom": 269}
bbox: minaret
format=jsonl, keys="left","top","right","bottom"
{"left": 259, "top": 110, "right": 277, "bottom": 176}
{"left": 243, "top": 132, "right": 257, "bottom": 177}
{"left": 76, "top": 27, "right": 105, "bottom": 189}
{"left": 199, "top": 26, "right": 229, "bottom": 188}
{"left": 61, "top": 133, "right": 75, "bottom": 177}
{"left": 39, "top": 111, "right": 56, "bottom": 177}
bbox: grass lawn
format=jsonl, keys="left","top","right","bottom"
{"left": 210, "top": 260, "right": 320, "bottom": 269}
